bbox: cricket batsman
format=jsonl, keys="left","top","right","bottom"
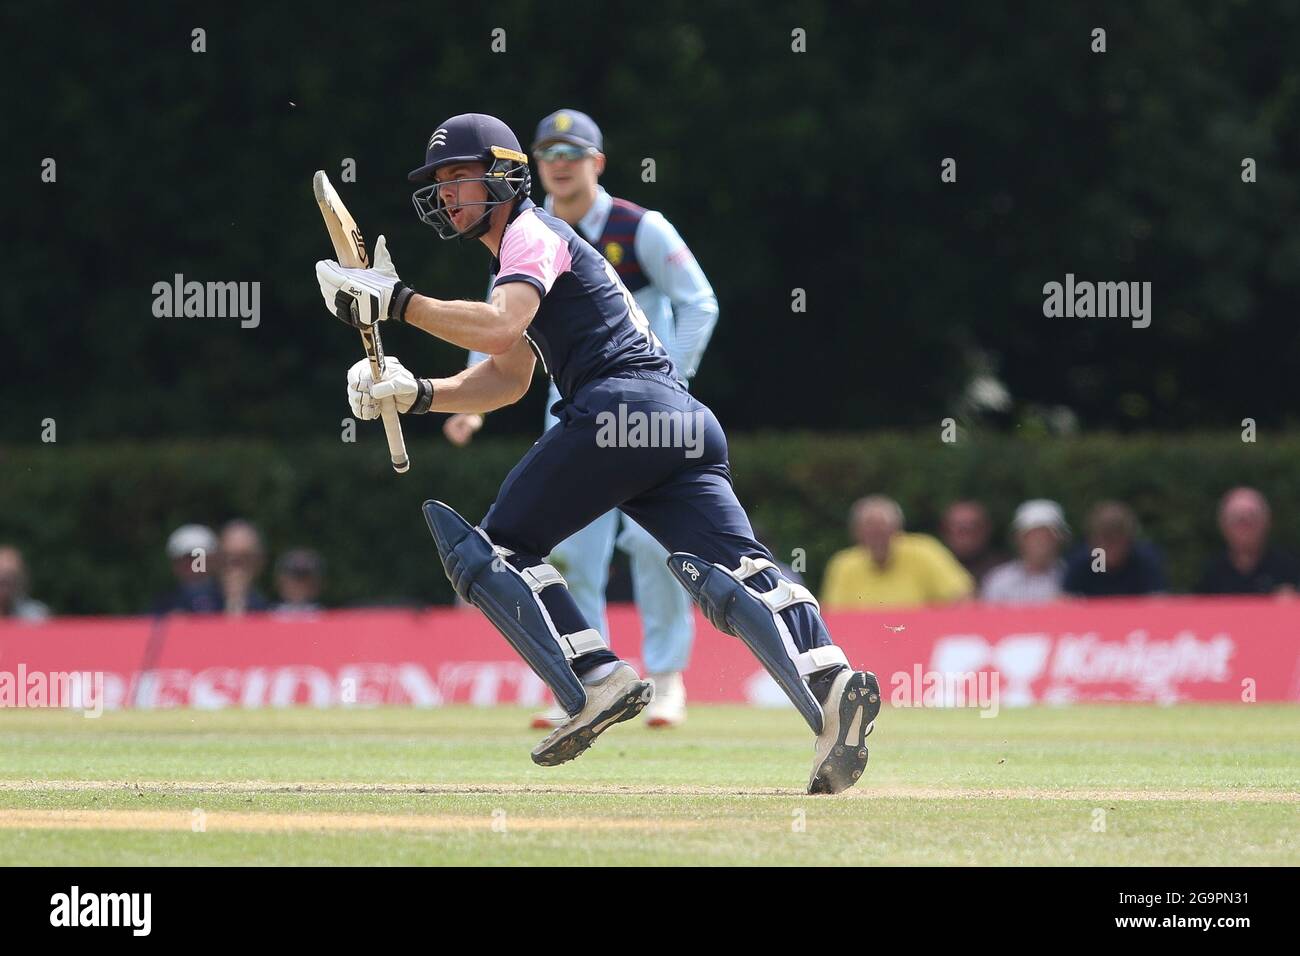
{"left": 443, "top": 109, "right": 719, "bottom": 730}
{"left": 314, "top": 113, "right": 880, "bottom": 793}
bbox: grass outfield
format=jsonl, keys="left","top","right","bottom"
{"left": 0, "top": 704, "right": 1295, "bottom": 866}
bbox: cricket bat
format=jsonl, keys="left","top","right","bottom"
{"left": 312, "top": 171, "right": 409, "bottom": 473}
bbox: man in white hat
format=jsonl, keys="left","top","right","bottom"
{"left": 150, "top": 524, "right": 222, "bottom": 615}
{"left": 981, "top": 501, "right": 1069, "bottom": 604}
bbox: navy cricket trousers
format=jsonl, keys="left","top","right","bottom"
{"left": 482, "top": 372, "right": 767, "bottom": 570}
{"left": 479, "top": 372, "right": 824, "bottom": 675}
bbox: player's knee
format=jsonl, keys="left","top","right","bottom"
{"left": 479, "top": 523, "right": 546, "bottom": 564}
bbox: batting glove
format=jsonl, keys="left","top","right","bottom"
{"left": 346, "top": 356, "right": 433, "bottom": 419}
{"left": 317, "top": 235, "right": 415, "bottom": 329}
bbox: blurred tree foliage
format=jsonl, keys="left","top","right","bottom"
{"left": 4, "top": 432, "right": 1299, "bottom": 614}
{"left": 8, "top": 1, "right": 1300, "bottom": 442}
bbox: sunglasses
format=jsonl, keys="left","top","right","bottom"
{"left": 533, "top": 143, "right": 596, "bottom": 163}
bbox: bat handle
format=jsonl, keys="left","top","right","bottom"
{"left": 360, "top": 323, "right": 409, "bottom": 474}
{"left": 380, "top": 398, "right": 410, "bottom": 473}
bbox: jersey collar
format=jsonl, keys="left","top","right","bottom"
{"left": 508, "top": 196, "right": 536, "bottom": 225}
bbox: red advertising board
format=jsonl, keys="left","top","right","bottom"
{"left": 1, "top": 598, "right": 1297, "bottom": 710}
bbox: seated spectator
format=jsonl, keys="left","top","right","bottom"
{"left": 1063, "top": 501, "right": 1167, "bottom": 596}
{"left": 275, "top": 548, "right": 325, "bottom": 614}
{"left": 0, "top": 546, "right": 51, "bottom": 621}
{"left": 1197, "top": 487, "right": 1300, "bottom": 595}
{"left": 821, "top": 495, "right": 973, "bottom": 608}
{"left": 981, "top": 500, "right": 1068, "bottom": 603}
{"left": 150, "top": 524, "right": 223, "bottom": 614}
{"left": 940, "top": 500, "right": 1006, "bottom": 588}
{"left": 218, "top": 519, "right": 271, "bottom": 616}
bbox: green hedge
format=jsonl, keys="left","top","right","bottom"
{"left": 4, "top": 431, "right": 1299, "bottom": 615}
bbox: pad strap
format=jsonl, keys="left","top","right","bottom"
{"left": 731, "top": 556, "right": 778, "bottom": 580}
{"left": 558, "top": 628, "right": 606, "bottom": 660}
{"left": 794, "top": 644, "right": 849, "bottom": 677}
{"left": 728, "top": 556, "right": 821, "bottom": 614}
{"left": 494, "top": 546, "right": 566, "bottom": 592}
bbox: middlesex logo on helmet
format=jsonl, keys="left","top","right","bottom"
{"left": 427, "top": 128, "right": 448, "bottom": 151}
{"left": 554, "top": 113, "right": 573, "bottom": 132}
{"left": 604, "top": 242, "right": 624, "bottom": 265}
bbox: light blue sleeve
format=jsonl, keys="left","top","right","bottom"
{"left": 634, "top": 211, "right": 719, "bottom": 380}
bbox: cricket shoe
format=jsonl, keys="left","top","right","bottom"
{"left": 807, "top": 669, "right": 881, "bottom": 795}
{"left": 530, "top": 664, "right": 655, "bottom": 767}
{"left": 643, "top": 671, "right": 686, "bottom": 728}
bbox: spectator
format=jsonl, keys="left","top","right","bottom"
{"left": 150, "top": 524, "right": 223, "bottom": 614}
{"left": 981, "top": 500, "right": 1068, "bottom": 603}
{"left": 1197, "top": 487, "right": 1300, "bottom": 595}
{"left": 1063, "top": 501, "right": 1167, "bottom": 596}
{"left": 821, "top": 496, "right": 973, "bottom": 608}
{"left": 218, "top": 520, "right": 271, "bottom": 616}
{"left": 940, "top": 500, "right": 1006, "bottom": 587}
{"left": 0, "top": 546, "right": 51, "bottom": 621}
{"left": 275, "top": 548, "right": 325, "bottom": 613}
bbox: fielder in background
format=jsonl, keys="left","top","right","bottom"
{"left": 443, "top": 109, "right": 719, "bottom": 730}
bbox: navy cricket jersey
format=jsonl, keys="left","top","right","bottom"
{"left": 491, "top": 198, "right": 679, "bottom": 401}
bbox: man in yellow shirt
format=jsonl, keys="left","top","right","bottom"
{"left": 822, "top": 496, "right": 975, "bottom": 608}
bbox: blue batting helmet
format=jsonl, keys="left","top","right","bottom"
{"left": 409, "top": 113, "right": 531, "bottom": 240}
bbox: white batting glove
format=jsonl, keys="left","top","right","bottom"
{"left": 346, "top": 356, "right": 433, "bottom": 418}
{"left": 317, "top": 235, "right": 415, "bottom": 329}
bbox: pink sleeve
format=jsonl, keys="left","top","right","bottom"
{"left": 494, "top": 211, "right": 572, "bottom": 296}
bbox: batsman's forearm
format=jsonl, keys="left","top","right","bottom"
{"left": 401, "top": 294, "right": 517, "bottom": 354}
{"left": 426, "top": 374, "right": 518, "bottom": 414}
{"left": 426, "top": 350, "right": 533, "bottom": 414}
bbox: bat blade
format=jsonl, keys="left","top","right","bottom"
{"left": 313, "top": 171, "right": 369, "bottom": 268}
{"left": 313, "top": 171, "right": 409, "bottom": 474}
